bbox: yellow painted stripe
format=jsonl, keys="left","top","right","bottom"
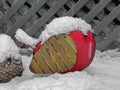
{"left": 50, "top": 36, "right": 74, "bottom": 70}
{"left": 30, "top": 59, "right": 43, "bottom": 74}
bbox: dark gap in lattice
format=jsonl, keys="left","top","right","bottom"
{"left": 104, "top": 8, "right": 110, "bottom": 15}
{"left": 73, "top": 0, "right": 79, "bottom": 3}
{"left": 113, "top": 18, "right": 120, "bottom": 25}
{"left": 92, "top": 0, "right": 100, "bottom": 4}
{"left": 42, "top": 3, "right": 50, "bottom": 10}
{"left": 93, "top": 6, "right": 111, "bottom": 22}
{"left": 112, "top": 0, "right": 120, "bottom": 6}
{"left": 36, "top": 12, "right": 42, "bottom": 18}
{"left": 18, "top": 2, "right": 31, "bottom": 15}
{"left": 5, "top": 1, "right": 11, "bottom": 7}
{"left": 94, "top": 17, "right": 99, "bottom": 20}
{"left": 63, "top": 4, "right": 70, "bottom": 11}
{"left": 54, "top": 14, "right": 59, "bottom": 17}
{"left": 37, "top": 4, "right": 50, "bottom": 16}
{"left": 73, "top": 14, "right": 78, "bottom": 18}
{"left": 24, "top": 2, "right": 31, "bottom": 8}
{"left": 81, "top": 6, "right": 90, "bottom": 13}
{"left": 37, "top": 9, "right": 45, "bottom": 17}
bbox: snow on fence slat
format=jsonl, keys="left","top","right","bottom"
{"left": 0, "top": 0, "right": 120, "bottom": 51}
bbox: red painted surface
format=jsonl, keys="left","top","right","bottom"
{"left": 33, "top": 30, "right": 96, "bottom": 73}
{"left": 68, "top": 31, "right": 96, "bottom": 72}
{"left": 33, "top": 42, "right": 41, "bottom": 54}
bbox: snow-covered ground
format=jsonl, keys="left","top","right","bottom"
{"left": 0, "top": 49, "right": 120, "bottom": 90}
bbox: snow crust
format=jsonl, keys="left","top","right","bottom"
{"left": 0, "top": 34, "right": 20, "bottom": 63}
{"left": 0, "top": 49, "right": 120, "bottom": 90}
{"left": 39, "top": 16, "right": 93, "bottom": 43}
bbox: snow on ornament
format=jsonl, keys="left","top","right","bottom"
{"left": 15, "top": 16, "right": 96, "bottom": 74}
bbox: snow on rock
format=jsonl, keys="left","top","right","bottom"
{"left": 0, "top": 34, "right": 20, "bottom": 63}
{"left": 39, "top": 16, "right": 93, "bottom": 43}
{"left": 15, "top": 29, "right": 38, "bottom": 48}
{"left": 0, "top": 49, "right": 120, "bottom": 90}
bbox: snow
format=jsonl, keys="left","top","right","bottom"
{"left": 0, "top": 34, "right": 20, "bottom": 63}
{"left": 15, "top": 16, "right": 92, "bottom": 45}
{"left": 0, "top": 49, "right": 120, "bottom": 90}
{"left": 39, "top": 16, "right": 93, "bottom": 43}
{"left": 15, "top": 29, "right": 38, "bottom": 48}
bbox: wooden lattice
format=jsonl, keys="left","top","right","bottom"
{"left": 0, "top": 0, "right": 120, "bottom": 50}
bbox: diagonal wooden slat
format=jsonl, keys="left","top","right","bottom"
{"left": 97, "top": 26, "right": 120, "bottom": 50}
{"left": 30, "top": 58, "right": 43, "bottom": 74}
{"left": 94, "top": 4, "right": 120, "bottom": 34}
{"left": 0, "top": 0, "right": 28, "bottom": 29}
{"left": 27, "top": 0, "right": 68, "bottom": 36}
{"left": 34, "top": 50, "right": 52, "bottom": 73}
{"left": 7, "top": 0, "right": 48, "bottom": 36}
{"left": 64, "top": 0, "right": 89, "bottom": 16}
{"left": 6, "top": 0, "right": 15, "bottom": 5}
{"left": 0, "top": 0, "right": 3, "bottom": 6}
{"left": 46, "top": 39, "right": 67, "bottom": 72}
{"left": 83, "top": 0, "right": 112, "bottom": 22}
{"left": 50, "top": 36, "right": 74, "bottom": 69}
{"left": 40, "top": 45, "right": 58, "bottom": 72}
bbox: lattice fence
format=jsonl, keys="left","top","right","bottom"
{"left": 0, "top": 0, "right": 120, "bottom": 51}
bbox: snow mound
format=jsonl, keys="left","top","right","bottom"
{"left": 15, "top": 29, "right": 38, "bottom": 48}
{"left": 0, "top": 34, "right": 20, "bottom": 63}
{"left": 0, "top": 49, "right": 120, "bottom": 90}
{"left": 39, "top": 16, "right": 93, "bottom": 43}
